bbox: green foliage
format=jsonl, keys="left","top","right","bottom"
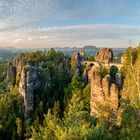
{"left": 0, "top": 81, "right": 7, "bottom": 92}
{"left": 86, "top": 55, "right": 95, "bottom": 61}
{"left": 122, "top": 46, "right": 140, "bottom": 107}
{"left": 0, "top": 48, "right": 140, "bottom": 140}
{"left": 114, "top": 101, "right": 140, "bottom": 140}
{"left": 117, "top": 45, "right": 140, "bottom": 139}
{"left": 0, "top": 63, "right": 7, "bottom": 82}
{"left": 99, "top": 65, "right": 108, "bottom": 78}
{"left": 31, "top": 91, "right": 96, "bottom": 140}
{"left": 71, "top": 54, "right": 77, "bottom": 71}
{"left": 16, "top": 49, "right": 65, "bottom": 63}
{"left": 119, "top": 66, "right": 126, "bottom": 79}
{"left": 16, "top": 117, "right": 23, "bottom": 139}
{"left": 0, "top": 92, "right": 23, "bottom": 139}
{"left": 125, "top": 47, "right": 140, "bottom": 65}
{"left": 83, "top": 84, "right": 90, "bottom": 112}
{"left": 52, "top": 100, "right": 61, "bottom": 117}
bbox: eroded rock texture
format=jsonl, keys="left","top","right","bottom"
{"left": 83, "top": 63, "right": 94, "bottom": 83}
{"left": 121, "top": 53, "right": 127, "bottom": 64}
{"left": 95, "top": 48, "right": 113, "bottom": 63}
{"left": 79, "top": 50, "right": 85, "bottom": 61}
{"left": 71, "top": 50, "right": 85, "bottom": 76}
{"left": 7, "top": 57, "right": 70, "bottom": 119}
{"left": 90, "top": 65, "right": 123, "bottom": 122}
{"left": 19, "top": 64, "right": 39, "bottom": 118}
{"left": 7, "top": 63, "right": 16, "bottom": 85}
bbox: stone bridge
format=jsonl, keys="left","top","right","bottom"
{"left": 82, "top": 61, "right": 123, "bottom": 70}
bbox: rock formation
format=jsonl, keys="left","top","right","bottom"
{"left": 71, "top": 50, "right": 85, "bottom": 76}
{"left": 7, "top": 62, "right": 16, "bottom": 85}
{"left": 19, "top": 64, "right": 40, "bottom": 118}
{"left": 7, "top": 55, "right": 70, "bottom": 119}
{"left": 121, "top": 53, "right": 127, "bottom": 64}
{"left": 83, "top": 68, "right": 89, "bottom": 84}
{"left": 6, "top": 60, "right": 40, "bottom": 119}
{"left": 83, "top": 63, "right": 94, "bottom": 83}
{"left": 90, "top": 64, "right": 123, "bottom": 123}
{"left": 79, "top": 50, "right": 85, "bottom": 61}
{"left": 73, "top": 52, "right": 81, "bottom": 67}
{"left": 82, "top": 47, "right": 123, "bottom": 123}
{"left": 95, "top": 48, "right": 113, "bottom": 63}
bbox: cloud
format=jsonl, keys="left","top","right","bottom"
{"left": 13, "top": 38, "right": 22, "bottom": 43}
{"left": 28, "top": 24, "right": 140, "bottom": 40}
{"left": 0, "top": 24, "right": 140, "bottom": 48}
{"left": 0, "top": 1, "right": 140, "bottom": 48}
{"left": 0, "top": 0, "right": 56, "bottom": 27}
{"left": 0, "top": 21, "right": 38, "bottom": 33}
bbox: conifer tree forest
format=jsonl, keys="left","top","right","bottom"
{"left": 0, "top": 47, "right": 140, "bottom": 140}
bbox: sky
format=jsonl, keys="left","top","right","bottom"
{"left": 0, "top": 0, "right": 140, "bottom": 48}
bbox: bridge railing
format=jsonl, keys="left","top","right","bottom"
{"left": 82, "top": 61, "right": 123, "bottom": 69}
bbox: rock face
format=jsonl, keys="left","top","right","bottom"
{"left": 95, "top": 48, "right": 113, "bottom": 63}
{"left": 71, "top": 50, "right": 85, "bottom": 76}
{"left": 6, "top": 60, "right": 40, "bottom": 119}
{"left": 19, "top": 64, "right": 39, "bottom": 118}
{"left": 83, "top": 68, "right": 89, "bottom": 83}
{"left": 90, "top": 64, "right": 123, "bottom": 122}
{"left": 73, "top": 52, "right": 81, "bottom": 67}
{"left": 82, "top": 47, "right": 123, "bottom": 123}
{"left": 7, "top": 63, "right": 16, "bottom": 85}
{"left": 7, "top": 56, "right": 70, "bottom": 119}
{"left": 83, "top": 63, "right": 94, "bottom": 83}
{"left": 79, "top": 50, "right": 85, "bottom": 61}
{"left": 121, "top": 53, "right": 126, "bottom": 64}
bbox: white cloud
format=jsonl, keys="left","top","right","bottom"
{"left": 0, "top": 24, "right": 140, "bottom": 48}
{"left": 13, "top": 38, "right": 22, "bottom": 43}
{"left": 0, "top": 0, "right": 56, "bottom": 29}
{"left": 39, "top": 36, "right": 48, "bottom": 39}
{"left": 28, "top": 24, "right": 140, "bottom": 40}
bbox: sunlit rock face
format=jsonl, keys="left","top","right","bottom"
{"left": 82, "top": 47, "right": 123, "bottom": 122}
{"left": 121, "top": 53, "right": 127, "bottom": 64}
{"left": 79, "top": 50, "right": 85, "bottom": 61}
{"left": 90, "top": 65, "right": 123, "bottom": 122}
{"left": 95, "top": 48, "right": 113, "bottom": 63}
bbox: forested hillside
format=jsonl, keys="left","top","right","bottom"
{"left": 0, "top": 47, "right": 140, "bottom": 140}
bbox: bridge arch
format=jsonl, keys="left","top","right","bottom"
{"left": 82, "top": 61, "right": 123, "bottom": 70}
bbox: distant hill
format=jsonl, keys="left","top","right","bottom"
{"left": 82, "top": 45, "right": 98, "bottom": 50}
